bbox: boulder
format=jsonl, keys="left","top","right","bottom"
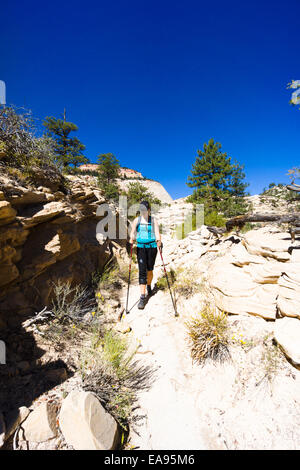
{"left": 274, "top": 317, "right": 300, "bottom": 365}
{"left": 4, "top": 406, "right": 30, "bottom": 440}
{"left": 21, "top": 402, "right": 57, "bottom": 442}
{"left": 59, "top": 390, "right": 119, "bottom": 450}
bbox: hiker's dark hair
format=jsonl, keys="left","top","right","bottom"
{"left": 140, "top": 200, "right": 150, "bottom": 211}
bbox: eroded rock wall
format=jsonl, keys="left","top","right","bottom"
{"left": 0, "top": 173, "right": 118, "bottom": 328}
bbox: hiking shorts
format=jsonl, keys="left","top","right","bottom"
{"left": 137, "top": 246, "right": 158, "bottom": 284}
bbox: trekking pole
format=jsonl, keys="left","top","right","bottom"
{"left": 125, "top": 243, "right": 133, "bottom": 315}
{"left": 158, "top": 245, "right": 179, "bottom": 317}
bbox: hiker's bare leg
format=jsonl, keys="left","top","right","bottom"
{"left": 147, "top": 270, "right": 153, "bottom": 287}
{"left": 140, "top": 284, "right": 146, "bottom": 296}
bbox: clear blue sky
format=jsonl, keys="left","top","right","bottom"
{"left": 1, "top": 0, "right": 300, "bottom": 199}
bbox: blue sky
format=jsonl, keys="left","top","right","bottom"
{"left": 1, "top": 0, "right": 300, "bottom": 199}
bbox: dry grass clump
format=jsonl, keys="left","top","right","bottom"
{"left": 256, "top": 335, "right": 286, "bottom": 389}
{"left": 156, "top": 266, "right": 203, "bottom": 298}
{"left": 37, "top": 281, "right": 102, "bottom": 346}
{"left": 156, "top": 268, "right": 176, "bottom": 291}
{"left": 186, "top": 305, "right": 231, "bottom": 364}
{"left": 173, "top": 266, "right": 203, "bottom": 298}
{"left": 92, "top": 258, "right": 138, "bottom": 291}
{"left": 81, "top": 328, "right": 154, "bottom": 431}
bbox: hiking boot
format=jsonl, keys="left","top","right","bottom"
{"left": 147, "top": 285, "right": 152, "bottom": 297}
{"left": 138, "top": 295, "right": 147, "bottom": 310}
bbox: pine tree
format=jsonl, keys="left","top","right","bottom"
{"left": 43, "top": 110, "right": 89, "bottom": 169}
{"left": 125, "top": 181, "right": 161, "bottom": 207}
{"left": 187, "top": 138, "right": 249, "bottom": 217}
{"left": 97, "top": 153, "right": 120, "bottom": 200}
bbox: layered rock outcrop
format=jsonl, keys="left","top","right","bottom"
{"left": 0, "top": 172, "right": 120, "bottom": 328}
{"left": 206, "top": 226, "right": 300, "bottom": 364}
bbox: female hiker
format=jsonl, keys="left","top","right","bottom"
{"left": 129, "top": 201, "right": 162, "bottom": 309}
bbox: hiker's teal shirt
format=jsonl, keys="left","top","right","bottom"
{"left": 136, "top": 216, "right": 157, "bottom": 248}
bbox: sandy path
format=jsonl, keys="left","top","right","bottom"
{"left": 120, "top": 279, "right": 211, "bottom": 450}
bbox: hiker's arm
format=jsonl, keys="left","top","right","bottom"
{"left": 154, "top": 217, "right": 162, "bottom": 247}
{"left": 129, "top": 218, "right": 138, "bottom": 244}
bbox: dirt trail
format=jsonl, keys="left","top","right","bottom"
{"left": 120, "top": 277, "right": 224, "bottom": 450}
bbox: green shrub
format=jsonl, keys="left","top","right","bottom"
{"left": 204, "top": 210, "right": 227, "bottom": 227}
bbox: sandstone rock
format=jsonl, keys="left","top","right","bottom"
{"left": 209, "top": 255, "right": 277, "bottom": 319}
{"left": 44, "top": 231, "right": 80, "bottom": 261}
{"left": 199, "top": 225, "right": 211, "bottom": 239}
{"left": 274, "top": 317, "right": 300, "bottom": 365}
{"left": 243, "top": 230, "right": 291, "bottom": 261}
{"left": 8, "top": 190, "right": 47, "bottom": 206}
{"left": 21, "top": 402, "right": 57, "bottom": 442}
{"left": 20, "top": 201, "right": 66, "bottom": 228}
{"left": 277, "top": 263, "right": 300, "bottom": 318}
{"left": 0, "top": 263, "right": 19, "bottom": 287}
{"left": 208, "top": 229, "right": 300, "bottom": 320}
{"left": 0, "top": 201, "right": 16, "bottom": 222}
{"left": 230, "top": 242, "right": 265, "bottom": 267}
{"left": 5, "top": 406, "right": 30, "bottom": 440}
{"left": 0, "top": 224, "right": 29, "bottom": 246}
{"left": 59, "top": 390, "right": 119, "bottom": 450}
{"left": 0, "top": 244, "right": 17, "bottom": 263}
{"left": 244, "top": 262, "right": 284, "bottom": 284}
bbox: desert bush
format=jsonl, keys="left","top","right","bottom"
{"left": 0, "top": 106, "right": 56, "bottom": 168}
{"left": 186, "top": 305, "right": 231, "bottom": 363}
{"left": 0, "top": 106, "right": 68, "bottom": 191}
{"left": 51, "top": 280, "right": 98, "bottom": 323}
{"left": 81, "top": 328, "right": 154, "bottom": 430}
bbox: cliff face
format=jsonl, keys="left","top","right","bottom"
{"left": 0, "top": 172, "right": 120, "bottom": 329}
